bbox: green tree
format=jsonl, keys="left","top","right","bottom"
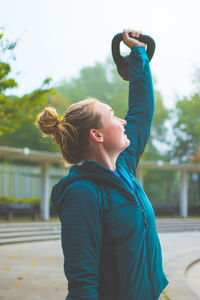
{"left": 0, "top": 33, "right": 53, "bottom": 136}
{"left": 170, "top": 93, "right": 200, "bottom": 162}
{"left": 144, "top": 89, "right": 169, "bottom": 161}
{"left": 56, "top": 62, "right": 113, "bottom": 113}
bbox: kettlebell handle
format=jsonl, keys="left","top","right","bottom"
{"left": 111, "top": 33, "right": 156, "bottom": 81}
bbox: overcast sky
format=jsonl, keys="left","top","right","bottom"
{"left": 1, "top": 0, "right": 200, "bottom": 109}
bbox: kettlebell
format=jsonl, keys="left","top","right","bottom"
{"left": 111, "top": 33, "right": 156, "bottom": 81}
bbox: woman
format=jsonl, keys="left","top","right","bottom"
{"left": 36, "top": 29, "right": 169, "bottom": 299}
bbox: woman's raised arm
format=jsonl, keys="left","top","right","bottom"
{"left": 117, "top": 29, "right": 155, "bottom": 175}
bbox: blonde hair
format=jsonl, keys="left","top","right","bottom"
{"left": 35, "top": 98, "right": 102, "bottom": 164}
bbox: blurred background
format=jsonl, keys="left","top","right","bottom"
{"left": 0, "top": 0, "right": 199, "bottom": 220}
{"left": 0, "top": 2, "right": 200, "bottom": 299}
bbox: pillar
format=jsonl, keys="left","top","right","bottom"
{"left": 14, "top": 172, "right": 19, "bottom": 198}
{"left": 41, "top": 162, "right": 50, "bottom": 220}
{"left": 2, "top": 170, "right": 6, "bottom": 196}
{"left": 180, "top": 170, "right": 188, "bottom": 218}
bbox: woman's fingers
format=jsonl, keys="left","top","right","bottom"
{"left": 122, "top": 30, "right": 130, "bottom": 41}
{"left": 123, "top": 29, "right": 142, "bottom": 38}
{"left": 122, "top": 29, "right": 145, "bottom": 48}
{"left": 130, "top": 30, "right": 141, "bottom": 37}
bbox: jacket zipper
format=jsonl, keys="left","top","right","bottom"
{"left": 133, "top": 187, "right": 156, "bottom": 299}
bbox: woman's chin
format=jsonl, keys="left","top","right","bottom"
{"left": 122, "top": 138, "right": 130, "bottom": 150}
{"left": 126, "top": 137, "right": 130, "bottom": 146}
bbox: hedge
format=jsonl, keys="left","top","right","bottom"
{"left": 0, "top": 196, "right": 41, "bottom": 205}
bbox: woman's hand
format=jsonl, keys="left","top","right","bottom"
{"left": 123, "top": 29, "right": 146, "bottom": 49}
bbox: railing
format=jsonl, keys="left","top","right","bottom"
{"left": 0, "top": 163, "right": 69, "bottom": 199}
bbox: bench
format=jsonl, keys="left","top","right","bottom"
{"left": 0, "top": 203, "right": 39, "bottom": 220}
{"left": 153, "top": 203, "right": 178, "bottom": 217}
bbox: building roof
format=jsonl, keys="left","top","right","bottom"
{"left": 0, "top": 145, "right": 199, "bottom": 171}
{"left": 0, "top": 145, "right": 64, "bottom": 165}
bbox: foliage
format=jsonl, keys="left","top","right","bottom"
{"left": 0, "top": 122, "right": 57, "bottom": 151}
{"left": 143, "top": 169, "right": 180, "bottom": 204}
{"left": 0, "top": 196, "right": 15, "bottom": 203}
{"left": 0, "top": 33, "right": 54, "bottom": 136}
{"left": 143, "top": 89, "right": 169, "bottom": 161}
{"left": 0, "top": 196, "right": 40, "bottom": 205}
{"left": 189, "top": 147, "right": 200, "bottom": 163}
{"left": 170, "top": 93, "right": 200, "bottom": 162}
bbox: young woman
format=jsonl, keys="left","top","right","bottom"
{"left": 36, "top": 29, "right": 169, "bottom": 300}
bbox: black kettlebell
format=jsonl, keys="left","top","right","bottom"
{"left": 111, "top": 33, "right": 156, "bottom": 81}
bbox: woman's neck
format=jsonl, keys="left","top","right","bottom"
{"left": 85, "top": 146, "right": 118, "bottom": 171}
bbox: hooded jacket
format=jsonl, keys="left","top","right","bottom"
{"left": 51, "top": 46, "right": 169, "bottom": 300}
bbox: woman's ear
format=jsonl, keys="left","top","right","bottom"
{"left": 89, "top": 129, "right": 104, "bottom": 143}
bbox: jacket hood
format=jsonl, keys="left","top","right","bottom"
{"left": 51, "top": 160, "right": 135, "bottom": 210}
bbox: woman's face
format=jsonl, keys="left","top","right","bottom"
{"left": 95, "top": 102, "right": 130, "bottom": 154}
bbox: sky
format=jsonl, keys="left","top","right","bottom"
{"left": 1, "top": 0, "right": 200, "bottom": 109}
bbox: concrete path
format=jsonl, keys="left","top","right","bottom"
{"left": 0, "top": 240, "right": 66, "bottom": 300}
{"left": 0, "top": 232, "right": 200, "bottom": 300}
{"left": 186, "top": 261, "right": 200, "bottom": 297}
{"left": 159, "top": 231, "right": 200, "bottom": 300}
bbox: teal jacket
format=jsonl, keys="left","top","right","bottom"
{"left": 51, "top": 47, "right": 169, "bottom": 299}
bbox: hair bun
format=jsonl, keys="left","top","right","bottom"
{"left": 36, "top": 107, "right": 59, "bottom": 135}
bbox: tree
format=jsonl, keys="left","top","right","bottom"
{"left": 0, "top": 33, "right": 53, "bottom": 136}
{"left": 189, "top": 148, "right": 200, "bottom": 163}
{"left": 170, "top": 93, "right": 200, "bottom": 162}
{"left": 56, "top": 62, "right": 113, "bottom": 113}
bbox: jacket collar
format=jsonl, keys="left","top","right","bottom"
{"left": 78, "top": 160, "right": 136, "bottom": 200}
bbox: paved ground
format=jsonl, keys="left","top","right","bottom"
{"left": 159, "top": 232, "right": 200, "bottom": 299}
{"left": 0, "top": 240, "right": 66, "bottom": 300}
{"left": 0, "top": 232, "right": 200, "bottom": 300}
{"left": 186, "top": 261, "right": 200, "bottom": 298}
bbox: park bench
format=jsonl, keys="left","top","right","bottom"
{"left": 153, "top": 203, "right": 178, "bottom": 217}
{"left": 0, "top": 203, "right": 39, "bottom": 220}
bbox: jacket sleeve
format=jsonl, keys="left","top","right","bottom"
{"left": 59, "top": 182, "right": 103, "bottom": 299}
{"left": 117, "top": 46, "right": 155, "bottom": 175}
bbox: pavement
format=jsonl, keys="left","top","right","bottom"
{"left": 0, "top": 231, "right": 200, "bottom": 299}
{"left": 159, "top": 231, "right": 200, "bottom": 300}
